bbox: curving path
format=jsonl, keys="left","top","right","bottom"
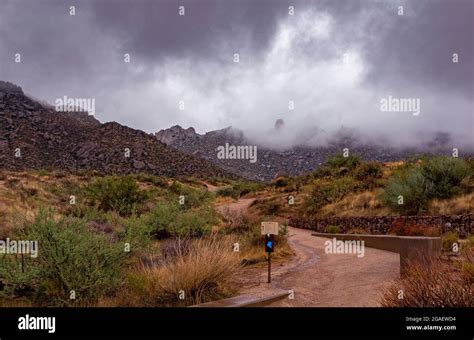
{"left": 223, "top": 195, "right": 400, "bottom": 306}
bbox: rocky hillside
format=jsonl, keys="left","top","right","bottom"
{"left": 0, "top": 81, "right": 233, "bottom": 179}
{"left": 155, "top": 124, "right": 460, "bottom": 181}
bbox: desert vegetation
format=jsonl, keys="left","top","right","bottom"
{"left": 0, "top": 154, "right": 472, "bottom": 308}
{"left": 0, "top": 171, "right": 289, "bottom": 307}
{"left": 275, "top": 154, "right": 474, "bottom": 217}
{"left": 381, "top": 238, "right": 473, "bottom": 307}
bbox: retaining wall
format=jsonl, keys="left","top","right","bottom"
{"left": 289, "top": 215, "right": 472, "bottom": 235}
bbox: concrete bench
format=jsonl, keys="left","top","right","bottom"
{"left": 311, "top": 232, "right": 442, "bottom": 276}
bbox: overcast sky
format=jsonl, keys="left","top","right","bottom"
{"left": 0, "top": 0, "right": 472, "bottom": 149}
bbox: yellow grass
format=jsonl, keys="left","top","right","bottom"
{"left": 318, "top": 190, "right": 392, "bottom": 217}
{"left": 105, "top": 235, "right": 241, "bottom": 306}
{"left": 428, "top": 193, "right": 474, "bottom": 215}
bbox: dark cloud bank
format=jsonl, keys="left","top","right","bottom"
{"left": 0, "top": 0, "right": 472, "bottom": 150}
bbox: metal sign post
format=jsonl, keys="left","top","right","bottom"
{"left": 268, "top": 252, "right": 271, "bottom": 283}
{"left": 261, "top": 222, "right": 278, "bottom": 284}
{"left": 265, "top": 234, "right": 274, "bottom": 283}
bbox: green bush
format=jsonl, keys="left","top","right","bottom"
{"left": 354, "top": 162, "right": 383, "bottom": 181}
{"left": 304, "top": 177, "right": 360, "bottom": 214}
{"left": 216, "top": 181, "right": 265, "bottom": 199}
{"left": 216, "top": 186, "right": 239, "bottom": 199}
{"left": 313, "top": 165, "right": 335, "bottom": 178}
{"left": 87, "top": 176, "right": 146, "bottom": 216}
{"left": 421, "top": 157, "right": 470, "bottom": 199}
{"left": 326, "top": 154, "right": 361, "bottom": 170}
{"left": 142, "top": 203, "right": 179, "bottom": 239}
{"left": 381, "top": 157, "right": 470, "bottom": 215}
{"left": 134, "top": 174, "right": 168, "bottom": 188}
{"left": 0, "top": 211, "right": 126, "bottom": 306}
{"left": 118, "top": 217, "right": 154, "bottom": 253}
{"left": 143, "top": 203, "right": 218, "bottom": 239}
{"left": 381, "top": 167, "right": 431, "bottom": 215}
{"left": 169, "top": 181, "right": 212, "bottom": 209}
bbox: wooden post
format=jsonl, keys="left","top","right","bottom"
{"left": 267, "top": 252, "right": 271, "bottom": 283}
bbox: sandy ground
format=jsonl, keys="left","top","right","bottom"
{"left": 216, "top": 198, "right": 255, "bottom": 215}
{"left": 215, "top": 195, "right": 401, "bottom": 307}
{"left": 237, "top": 227, "right": 400, "bottom": 307}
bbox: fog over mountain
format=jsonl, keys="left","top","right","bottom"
{"left": 0, "top": 0, "right": 472, "bottom": 150}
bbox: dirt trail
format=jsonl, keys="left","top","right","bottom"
{"left": 216, "top": 198, "right": 255, "bottom": 215}
{"left": 225, "top": 198, "right": 400, "bottom": 307}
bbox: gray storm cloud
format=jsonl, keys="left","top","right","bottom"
{"left": 0, "top": 0, "right": 472, "bottom": 150}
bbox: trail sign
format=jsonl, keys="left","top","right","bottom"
{"left": 265, "top": 234, "right": 275, "bottom": 253}
{"left": 265, "top": 234, "right": 275, "bottom": 283}
{"left": 261, "top": 222, "right": 279, "bottom": 235}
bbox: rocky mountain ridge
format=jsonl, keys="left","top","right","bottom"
{"left": 155, "top": 124, "right": 462, "bottom": 181}
{"left": 0, "top": 81, "right": 234, "bottom": 179}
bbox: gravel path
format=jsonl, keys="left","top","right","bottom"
{"left": 238, "top": 227, "right": 400, "bottom": 307}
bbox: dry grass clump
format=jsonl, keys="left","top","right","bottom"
{"left": 428, "top": 192, "right": 474, "bottom": 215}
{"left": 318, "top": 190, "right": 391, "bottom": 217}
{"left": 111, "top": 235, "right": 240, "bottom": 306}
{"left": 380, "top": 249, "right": 473, "bottom": 307}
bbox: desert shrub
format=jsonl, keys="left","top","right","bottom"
{"left": 169, "top": 181, "right": 212, "bottom": 210}
{"left": 326, "top": 154, "right": 361, "bottom": 170}
{"left": 313, "top": 165, "right": 334, "bottom": 178}
{"left": 134, "top": 174, "right": 168, "bottom": 188}
{"left": 304, "top": 177, "right": 360, "bottom": 214}
{"left": 117, "top": 217, "right": 154, "bottom": 253}
{"left": 215, "top": 181, "right": 264, "bottom": 199}
{"left": 216, "top": 186, "right": 239, "bottom": 199}
{"left": 234, "top": 181, "right": 265, "bottom": 196}
{"left": 326, "top": 225, "right": 340, "bottom": 234}
{"left": 143, "top": 203, "right": 178, "bottom": 239}
{"left": 354, "top": 162, "right": 382, "bottom": 181}
{"left": 442, "top": 232, "right": 459, "bottom": 252}
{"left": 381, "top": 167, "right": 432, "bottom": 215}
{"left": 0, "top": 256, "right": 41, "bottom": 300}
{"left": 421, "top": 157, "right": 470, "bottom": 199}
{"left": 143, "top": 203, "right": 217, "bottom": 239}
{"left": 382, "top": 157, "right": 471, "bottom": 215}
{"left": 380, "top": 260, "right": 473, "bottom": 307}
{"left": 87, "top": 176, "right": 146, "bottom": 216}
{"left": 0, "top": 211, "right": 126, "bottom": 306}
{"left": 174, "top": 208, "right": 217, "bottom": 237}
{"left": 388, "top": 220, "right": 440, "bottom": 237}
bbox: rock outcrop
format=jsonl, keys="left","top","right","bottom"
{"left": 155, "top": 123, "right": 461, "bottom": 182}
{"left": 0, "top": 81, "right": 234, "bottom": 179}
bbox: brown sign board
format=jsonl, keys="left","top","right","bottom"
{"left": 261, "top": 222, "right": 279, "bottom": 235}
